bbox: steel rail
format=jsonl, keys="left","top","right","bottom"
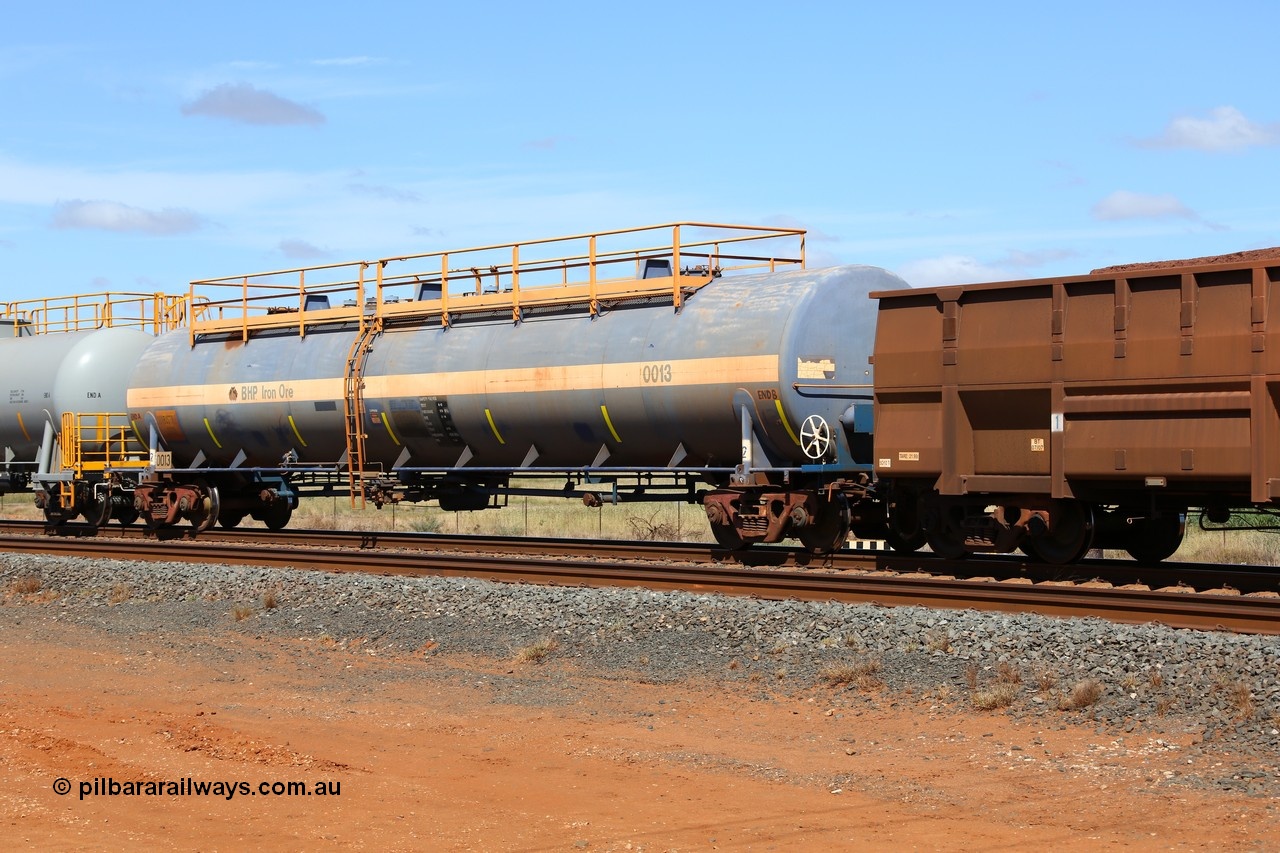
{"left": 4, "top": 519, "right": 1279, "bottom": 594}
{"left": 1, "top": 532, "right": 1277, "bottom": 635}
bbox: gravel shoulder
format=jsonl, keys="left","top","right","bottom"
{"left": 2, "top": 553, "right": 1279, "bottom": 850}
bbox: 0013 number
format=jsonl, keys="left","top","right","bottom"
{"left": 640, "top": 363, "right": 673, "bottom": 383}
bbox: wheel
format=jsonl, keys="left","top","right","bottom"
{"left": 926, "top": 530, "right": 969, "bottom": 559}
{"left": 82, "top": 487, "right": 113, "bottom": 528}
{"left": 188, "top": 481, "right": 220, "bottom": 534}
{"left": 1023, "top": 500, "right": 1095, "bottom": 565}
{"left": 115, "top": 506, "right": 139, "bottom": 526}
{"left": 261, "top": 501, "right": 292, "bottom": 531}
{"left": 799, "top": 415, "right": 833, "bottom": 461}
{"left": 41, "top": 489, "right": 68, "bottom": 528}
{"left": 885, "top": 489, "right": 927, "bottom": 554}
{"left": 798, "top": 495, "right": 850, "bottom": 555}
{"left": 710, "top": 521, "right": 750, "bottom": 550}
{"left": 218, "top": 511, "right": 246, "bottom": 529}
{"left": 1124, "top": 512, "right": 1185, "bottom": 563}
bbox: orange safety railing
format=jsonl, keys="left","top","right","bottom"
{"left": 188, "top": 222, "right": 807, "bottom": 343}
{"left": 0, "top": 292, "right": 188, "bottom": 337}
{"left": 59, "top": 412, "right": 149, "bottom": 475}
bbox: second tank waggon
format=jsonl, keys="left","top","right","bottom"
{"left": 0, "top": 293, "right": 185, "bottom": 523}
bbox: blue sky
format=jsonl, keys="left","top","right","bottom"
{"left": 3, "top": 1, "right": 1279, "bottom": 302}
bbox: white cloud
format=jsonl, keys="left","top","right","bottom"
{"left": 312, "top": 56, "right": 383, "bottom": 67}
{"left": 894, "top": 247, "right": 1080, "bottom": 288}
{"left": 348, "top": 183, "right": 422, "bottom": 203}
{"left": 278, "top": 239, "right": 330, "bottom": 259}
{"left": 524, "top": 136, "right": 569, "bottom": 151}
{"left": 181, "top": 83, "right": 325, "bottom": 126}
{"left": 1002, "top": 248, "right": 1079, "bottom": 268}
{"left": 760, "top": 214, "right": 839, "bottom": 243}
{"left": 51, "top": 200, "right": 204, "bottom": 235}
{"left": 1091, "top": 190, "right": 1196, "bottom": 222}
{"left": 226, "top": 61, "right": 279, "bottom": 71}
{"left": 0, "top": 152, "right": 687, "bottom": 264}
{"left": 896, "top": 255, "right": 1012, "bottom": 287}
{"left": 0, "top": 155, "right": 322, "bottom": 211}
{"left": 1137, "top": 106, "right": 1279, "bottom": 152}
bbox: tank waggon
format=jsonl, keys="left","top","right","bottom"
{"left": 872, "top": 256, "right": 1280, "bottom": 564}
{"left": 0, "top": 293, "right": 186, "bottom": 525}
{"left": 124, "top": 223, "right": 903, "bottom": 550}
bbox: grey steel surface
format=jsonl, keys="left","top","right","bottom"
{"left": 130, "top": 265, "right": 905, "bottom": 472}
{"left": 1, "top": 327, "right": 154, "bottom": 460}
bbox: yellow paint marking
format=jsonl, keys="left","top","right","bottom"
{"left": 484, "top": 408, "right": 505, "bottom": 445}
{"left": 288, "top": 415, "right": 308, "bottom": 448}
{"left": 130, "top": 419, "right": 145, "bottom": 446}
{"left": 775, "top": 398, "right": 801, "bottom": 446}
{"left": 600, "top": 404, "right": 622, "bottom": 443}
{"left": 203, "top": 417, "right": 223, "bottom": 449}
{"left": 14, "top": 411, "right": 31, "bottom": 443}
{"left": 380, "top": 412, "right": 401, "bottom": 446}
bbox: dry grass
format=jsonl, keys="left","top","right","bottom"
{"left": 108, "top": 583, "right": 132, "bottom": 605}
{"left": 1175, "top": 523, "right": 1280, "bottom": 565}
{"left": 923, "top": 630, "right": 953, "bottom": 654}
{"left": 1217, "top": 679, "right": 1256, "bottom": 720}
{"left": 819, "top": 658, "right": 883, "bottom": 691}
{"left": 994, "top": 661, "right": 1021, "bottom": 685}
{"left": 231, "top": 605, "right": 254, "bottom": 622}
{"left": 272, "top": 493, "right": 713, "bottom": 543}
{"left": 966, "top": 661, "right": 1024, "bottom": 710}
{"left": 928, "top": 683, "right": 956, "bottom": 703}
{"left": 0, "top": 488, "right": 713, "bottom": 542}
{"left": 626, "top": 509, "right": 680, "bottom": 541}
{"left": 514, "top": 637, "right": 558, "bottom": 664}
{"left": 262, "top": 589, "right": 279, "bottom": 610}
{"left": 8, "top": 575, "right": 42, "bottom": 595}
{"left": 1034, "top": 668, "right": 1059, "bottom": 693}
{"left": 972, "top": 682, "right": 1020, "bottom": 711}
{"left": 1059, "top": 678, "right": 1105, "bottom": 710}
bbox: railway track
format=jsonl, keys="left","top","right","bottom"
{"left": 5, "top": 518, "right": 1280, "bottom": 594}
{"left": 2, "top": 520, "right": 1278, "bottom": 634}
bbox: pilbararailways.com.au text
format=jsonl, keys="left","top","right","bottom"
{"left": 54, "top": 777, "right": 341, "bottom": 801}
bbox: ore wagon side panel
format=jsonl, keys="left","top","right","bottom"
{"left": 872, "top": 260, "right": 1280, "bottom": 503}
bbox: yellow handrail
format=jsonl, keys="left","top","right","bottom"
{"left": 188, "top": 222, "right": 807, "bottom": 339}
{"left": 1, "top": 292, "right": 188, "bottom": 337}
{"left": 60, "top": 412, "right": 148, "bottom": 475}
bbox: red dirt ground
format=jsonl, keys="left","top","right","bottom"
{"left": 1, "top": 616, "right": 1276, "bottom": 851}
